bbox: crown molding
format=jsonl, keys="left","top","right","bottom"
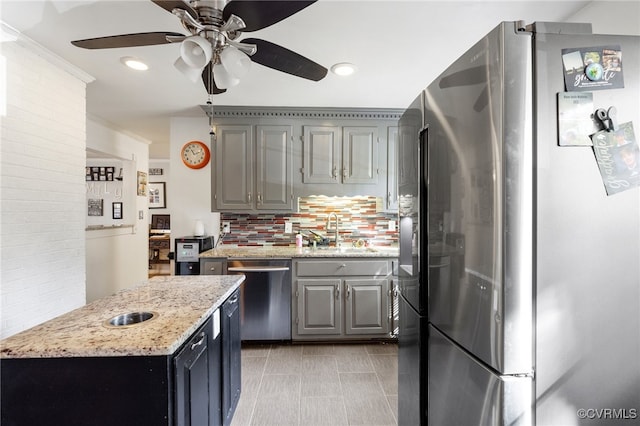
{"left": 200, "top": 105, "right": 403, "bottom": 121}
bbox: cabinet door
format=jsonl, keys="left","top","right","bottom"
{"left": 222, "top": 290, "right": 241, "bottom": 426}
{"left": 296, "top": 278, "right": 342, "bottom": 335}
{"left": 174, "top": 324, "right": 210, "bottom": 426}
{"left": 302, "top": 126, "right": 340, "bottom": 183}
{"left": 344, "top": 278, "right": 390, "bottom": 335}
{"left": 386, "top": 126, "right": 399, "bottom": 211}
{"left": 256, "top": 125, "right": 293, "bottom": 210}
{"left": 215, "top": 125, "right": 253, "bottom": 210}
{"left": 342, "top": 126, "right": 378, "bottom": 184}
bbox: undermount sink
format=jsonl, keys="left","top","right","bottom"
{"left": 104, "top": 311, "right": 158, "bottom": 328}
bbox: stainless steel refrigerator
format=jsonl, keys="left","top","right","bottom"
{"left": 398, "top": 21, "right": 640, "bottom": 425}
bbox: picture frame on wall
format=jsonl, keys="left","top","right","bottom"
{"left": 112, "top": 202, "right": 123, "bottom": 219}
{"left": 88, "top": 199, "right": 103, "bottom": 216}
{"left": 137, "top": 171, "right": 148, "bottom": 196}
{"left": 148, "top": 182, "right": 166, "bottom": 209}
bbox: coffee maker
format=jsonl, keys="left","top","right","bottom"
{"left": 174, "top": 236, "right": 215, "bottom": 275}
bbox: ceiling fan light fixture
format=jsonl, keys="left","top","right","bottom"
{"left": 213, "top": 62, "right": 240, "bottom": 89}
{"left": 220, "top": 45, "right": 251, "bottom": 79}
{"left": 330, "top": 62, "right": 357, "bottom": 76}
{"left": 180, "top": 35, "right": 212, "bottom": 69}
{"left": 120, "top": 56, "right": 148, "bottom": 71}
{"left": 174, "top": 57, "right": 202, "bottom": 83}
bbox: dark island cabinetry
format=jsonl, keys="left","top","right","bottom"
{"left": 1, "top": 300, "right": 240, "bottom": 426}
{"left": 174, "top": 314, "right": 222, "bottom": 426}
{"left": 222, "top": 288, "right": 241, "bottom": 426}
{"left": 1, "top": 354, "right": 174, "bottom": 426}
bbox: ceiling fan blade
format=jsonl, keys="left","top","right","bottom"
{"left": 151, "top": 0, "right": 198, "bottom": 20}
{"left": 223, "top": 1, "right": 317, "bottom": 32}
{"left": 202, "top": 63, "right": 227, "bottom": 95}
{"left": 242, "top": 38, "right": 327, "bottom": 81}
{"left": 71, "top": 32, "right": 185, "bottom": 49}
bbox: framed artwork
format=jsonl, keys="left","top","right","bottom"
{"left": 137, "top": 171, "right": 148, "bottom": 196}
{"left": 112, "top": 202, "right": 123, "bottom": 219}
{"left": 148, "top": 182, "right": 166, "bottom": 209}
{"left": 88, "top": 199, "right": 103, "bottom": 216}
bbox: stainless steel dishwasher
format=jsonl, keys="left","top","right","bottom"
{"left": 227, "top": 259, "right": 291, "bottom": 341}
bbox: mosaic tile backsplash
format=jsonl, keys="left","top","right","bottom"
{"left": 220, "top": 196, "right": 398, "bottom": 247}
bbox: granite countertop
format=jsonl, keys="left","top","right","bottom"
{"left": 200, "top": 245, "right": 399, "bottom": 259}
{"left": 0, "top": 275, "right": 244, "bottom": 359}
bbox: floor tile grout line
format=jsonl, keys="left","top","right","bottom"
{"left": 371, "top": 352, "right": 398, "bottom": 424}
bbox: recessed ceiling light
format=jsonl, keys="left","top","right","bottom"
{"left": 120, "top": 56, "right": 148, "bottom": 71}
{"left": 331, "top": 62, "right": 357, "bottom": 76}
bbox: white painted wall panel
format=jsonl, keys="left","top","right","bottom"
{"left": 1, "top": 39, "right": 87, "bottom": 338}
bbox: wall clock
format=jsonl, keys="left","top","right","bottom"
{"left": 181, "top": 140, "right": 210, "bottom": 169}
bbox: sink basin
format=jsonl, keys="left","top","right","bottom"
{"left": 104, "top": 311, "right": 158, "bottom": 328}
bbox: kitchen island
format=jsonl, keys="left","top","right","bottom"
{"left": 1, "top": 275, "right": 245, "bottom": 426}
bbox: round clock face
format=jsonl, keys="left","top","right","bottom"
{"left": 181, "top": 141, "right": 210, "bottom": 169}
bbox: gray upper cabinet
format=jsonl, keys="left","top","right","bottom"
{"left": 256, "top": 125, "right": 294, "bottom": 210}
{"left": 213, "top": 124, "right": 293, "bottom": 211}
{"left": 302, "top": 126, "right": 340, "bottom": 184}
{"left": 302, "top": 125, "right": 378, "bottom": 185}
{"left": 386, "top": 126, "right": 399, "bottom": 211}
{"left": 215, "top": 125, "right": 253, "bottom": 210}
{"left": 208, "top": 107, "right": 403, "bottom": 211}
{"left": 342, "top": 126, "right": 378, "bottom": 184}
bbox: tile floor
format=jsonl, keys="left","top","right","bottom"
{"left": 231, "top": 342, "right": 398, "bottom": 426}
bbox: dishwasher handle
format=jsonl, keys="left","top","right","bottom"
{"left": 227, "top": 266, "right": 290, "bottom": 273}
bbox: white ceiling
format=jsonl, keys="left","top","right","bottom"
{"left": 0, "top": 0, "right": 625, "bottom": 157}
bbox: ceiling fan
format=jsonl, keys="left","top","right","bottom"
{"left": 71, "top": 0, "right": 328, "bottom": 96}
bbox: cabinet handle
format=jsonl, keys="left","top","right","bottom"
{"left": 191, "top": 332, "right": 205, "bottom": 350}
{"left": 257, "top": 192, "right": 262, "bottom": 204}
{"left": 248, "top": 192, "right": 252, "bottom": 202}
{"left": 229, "top": 294, "right": 239, "bottom": 304}
{"left": 335, "top": 285, "right": 340, "bottom": 299}
{"left": 346, "top": 285, "right": 351, "bottom": 299}
{"left": 343, "top": 168, "right": 348, "bottom": 178}
{"left": 209, "top": 267, "right": 216, "bottom": 271}
{"left": 332, "top": 166, "right": 338, "bottom": 179}
{"left": 339, "top": 264, "right": 346, "bottom": 268}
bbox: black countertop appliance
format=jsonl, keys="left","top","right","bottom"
{"left": 174, "top": 235, "right": 215, "bottom": 275}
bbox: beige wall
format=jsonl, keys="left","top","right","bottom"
{"left": 85, "top": 117, "right": 150, "bottom": 302}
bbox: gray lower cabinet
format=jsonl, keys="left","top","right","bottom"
{"left": 201, "top": 258, "right": 226, "bottom": 275}
{"left": 293, "top": 258, "right": 392, "bottom": 340}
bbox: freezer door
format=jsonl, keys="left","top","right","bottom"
{"left": 424, "top": 22, "right": 534, "bottom": 375}
{"left": 429, "top": 325, "right": 532, "bottom": 426}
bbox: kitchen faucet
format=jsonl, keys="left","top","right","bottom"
{"left": 326, "top": 212, "right": 340, "bottom": 246}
